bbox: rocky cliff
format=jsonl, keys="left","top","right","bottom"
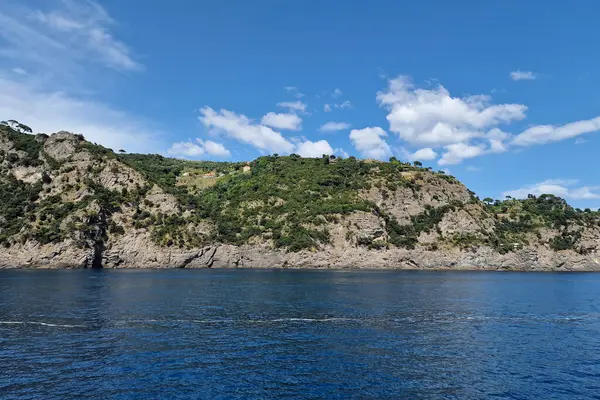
{"left": 1, "top": 123, "right": 599, "bottom": 271}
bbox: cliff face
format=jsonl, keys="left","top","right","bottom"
{"left": 1, "top": 124, "right": 599, "bottom": 271}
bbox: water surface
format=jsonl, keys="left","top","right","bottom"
{"left": 1, "top": 269, "right": 600, "bottom": 399}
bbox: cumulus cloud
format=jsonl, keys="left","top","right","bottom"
{"left": 324, "top": 104, "right": 332, "bottom": 112}
{"left": 277, "top": 101, "right": 306, "bottom": 113}
{"left": 377, "top": 75, "right": 527, "bottom": 147}
{"left": 503, "top": 179, "right": 600, "bottom": 200}
{"left": 512, "top": 117, "right": 600, "bottom": 146}
{"left": 332, "top": 88, "right": 342, "bottom": 98}
{"left": 408, "top": 147, "right": 437, "bottom": 161}
{"left": 168, "top": 138, "right": 231, "bottom": 158}
{"left": 199, "top": 107, "right": 295, "bottom": 154}
{"left": 349, "top": 127, "right": 392, "bottom": 160}
{"left": 510, "top": 70, "right": 537, "bottom": 81}
{"left": 319, "top": 121, "right": 351, "bottom": 133}
{"left": 438, "top": 143, "right": 486, "bottom": 165}
{"left": 260, "top": 112, "right": 302, "bottom": 131}
{"left": 466, "top": 166, "right": 482, "bottom": 172}
{"left": 295, "top": 139, "right": 334, "bottom": 158}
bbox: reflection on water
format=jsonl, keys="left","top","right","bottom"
{"left": 1, "top": 269, "right": 600, "bottom": 399}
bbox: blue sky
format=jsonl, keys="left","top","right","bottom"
{"left": 1, "top": 0, "right": 600, "bottom": 208}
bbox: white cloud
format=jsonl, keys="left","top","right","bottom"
{"left": 466, "top": 166, "right": 482, "bottom": 172}
{"left": 277, "top": 101, "right": 306, "bottom": 113}
{"left": 575, "top": 137, "right": 588, "bottom": 145}
{"left": 319, "top": 121, "right": 351, "bottom": 133}
{"left": 489, "top": 138, "right": 508, "bottom": 153}
{"left": 409, "top": 147, "right": 437, "bottom": 161}
{"left": 284, "top": 86, "right": 304, "bottom": 99}
{"left": 0, "top": 77, "right": 162, "bottom": 153}
{"left": 332, "top": 88, "right": 342, "bottom": 98}
{"left": 377, "top": 75, "right": 527, "bottom": 147}
{"left": 503, "top": 179, "right": 600, "bottom": 200}
{"left": 168, "top": 138, "right": 230, "bottom": 158}
{"left": 349, "top": 127, "right": 392, "bottom": 160}
{"left": 0, "top": 2, "right": 159, "bottom": 155}
{"left": 295, "top": 139, "right": 334, "bottom": 158}
{"left": 337, "top": 100, "right": 352, "bottom": 109}
{"left": 0, "top": 0, "right": 138, "bottom": 74}
{"left": 334, "top": 147, "right": 349, "bottom": 158}
{"left": 28, "top": 0, "right": 140, "bottom": 72}
{"left": 11, "top": 67, "right": 27, "bottom": 75}
{"left": 510, "top": 70, "right": 537, "bottom": 81}
{"left": 438, "top": 143, "right": 486, "bottom": 165}
{"left": 512, "top": 117, "right": 600, "bottom": 146}
{"left": 260, "top": 112, "right": 302, "bottom": 131}
{"left": 198, "top": 107, "right": 295, "bottom": 154}
{"left": 323, "top": 100, "right": 351, "bottom": 112}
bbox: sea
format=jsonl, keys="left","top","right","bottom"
{"left": 1, "top": 269, "right": 599, "bottom": 399}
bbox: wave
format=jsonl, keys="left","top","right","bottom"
{"left": 0, "top": 321, "right": 84, "bottom": 328}
{"left": 120, "top": 317, "right": 354, "bottom": 324}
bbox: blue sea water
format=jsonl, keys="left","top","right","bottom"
{"left": 1, "top": 269, "right": 600, "bottom": 399}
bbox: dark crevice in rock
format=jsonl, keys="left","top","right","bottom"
{"left": 84, "top": 209, "right": 108, "bottom": 269}
{"left": 178, "top": 252, "right": 200, "bottom": 269}
{"left": 206, "top": 246, "right": 219, "bottom": 268}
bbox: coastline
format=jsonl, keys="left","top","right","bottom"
{"left": 2, "top": 240, "right": 599, "bottom": 271}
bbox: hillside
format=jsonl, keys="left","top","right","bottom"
{"left": 1, "top": 123, "right": 600, "bottom": 270}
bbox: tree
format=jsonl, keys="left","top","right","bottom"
{"left": 483, "top": 197, "right": 494, "bottom": 205}
{"left": 389, "top": 156, "right": 398, "bottom": 163}
{"left": 413, "top": 161, "right": 422, "bottom": 167}
{"left": 17, "top": 123, "right": 32, "bottom": 133}
{"left": 119, "top": 149, "right": 126, "bottom": 153}
{"left": 505, "top": 195, "right": 513, "bottom": 200}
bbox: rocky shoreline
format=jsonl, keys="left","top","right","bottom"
{"left": 2, "top": 237, "right": 599, "bottom": 271}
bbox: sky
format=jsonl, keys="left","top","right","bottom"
{"left": 1, "top": 0, "right": 600, "bottom": 208}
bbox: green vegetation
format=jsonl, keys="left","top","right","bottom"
{"left": 0, "top": 176, "right": 42, "bottom": 244}
{"left": 118, "top": 153, "right": 245, "bottom": 206}
{"left": 380, "top": 202, "right": 462, "bottom": 249}
{"left": 0, "top": 124, "right": 45, "bottom": 167}
{"left": 1, "top": 124, "right": 599, "bottom": 254}
{"left": 192, "top": 155, "right": 373, "bottom": 250}
{"left": 485, "top": 194, "right": 600, "bottom": 253}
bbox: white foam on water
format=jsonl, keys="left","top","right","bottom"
{"left": 193, "top": 319, "right": 235, "bottom": 324}
{"left": 270, "top": 317, "right": 352, "bottom": 322}
{"left": 189, "top": 317, "right": 353, "bottom": 324}
{"left": 0, "top": 321, "right": 83, "bottom": 328}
